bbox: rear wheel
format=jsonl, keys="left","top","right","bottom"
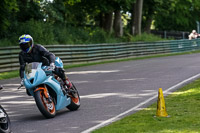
{"left": 34, "top": 90, "right": 56, "bottom": 118}
{"left": 67, "top": 83, "right": 80, "bottom": 111}
{"left": 0, "top": 105, "right": 11, "bottom": 133}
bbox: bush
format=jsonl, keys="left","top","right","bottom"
{"left": 88, "top": 28, "right": 108, "bottom": 43}
{"left": 0, "top": 20, "right": 166, "bottom": 47}
{"left": 17, "top": 19, "right": 55, "bottom": 45}
{"left": 54, "top": 26, "right": 73, "bottom": 44}
{"left": 0, "top": 38, "right": 13, "bottom": 46}
{"left": 129, "top": 32, "right": 167, "bottom": 42}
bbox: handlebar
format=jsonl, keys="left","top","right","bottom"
{"left": 42, "top": 66, "right": 55, "bottom": 77}
{"left": 43, "top": 66, "right": 54, "bottom": 72}
{"left": 18, "top": 85, "right": 23, "bottom": 90}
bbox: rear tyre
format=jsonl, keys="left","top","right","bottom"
{"left": 67, "top": 83, "right": 80, "bottom": 111}
{"left": 34, "top": 90, "right": 56, "bottom": 118}
{"left": 0, "top": 105, "right": 11, "bottom": 133}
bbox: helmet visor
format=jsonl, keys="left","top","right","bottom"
{"left": 20, "top": 42, "right": 31, "bottom": 52}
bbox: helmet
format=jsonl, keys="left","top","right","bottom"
{"left": 19, "top": 34, "right": 34, "bottom": 53}
{"left": 192, "top": 30, "right": 197, "bottom": 34}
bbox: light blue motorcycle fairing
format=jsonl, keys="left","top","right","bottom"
{"left": 24, "top": 64, "right": 46, "bottom": 90}
{"left": 24, "top": 63, "right": 71, "bottom": 111}
{"left": 55, "top": 57, "right": 63, "bottom": 68}
{"left": 43, "top": 77, "right": 71, "bottom": 111}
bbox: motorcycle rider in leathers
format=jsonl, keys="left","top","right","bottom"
{"left": 18, "top": 34, "right": 72, "bottom": 91}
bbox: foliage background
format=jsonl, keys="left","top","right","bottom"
{"left": 0, "top": 0, "right": 200, "bottom": 46}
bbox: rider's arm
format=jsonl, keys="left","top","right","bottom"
{"left": 37, "top": 45, "right": 55, "bottom": 65}
{"left": 19, "top": 52, "right": 26, "bottom": 79}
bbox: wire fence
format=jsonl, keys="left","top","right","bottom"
{"left": 151, "top": 30, "right": 190, "bottom": 39}
{"left": 0, "top": 39, "right": 200, "bottom": 73}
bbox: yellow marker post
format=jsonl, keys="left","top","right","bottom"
{"left": 156, "top": 88, "right": 169, "bottom": 117}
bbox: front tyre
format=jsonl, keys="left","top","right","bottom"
{"left": 67, "top": 83, "right": 80, "bottom": 111}
{"left": 34, "top": 90, "right": 56, "bottom": 119}
{"left": 0, "top": 105, "right": 11, "bottom": 133}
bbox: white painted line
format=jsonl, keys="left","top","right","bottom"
{"left": 81, "top": 73, "right": 200, "bottom": 133}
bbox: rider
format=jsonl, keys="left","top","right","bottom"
{"left": 188, "top": 30, "right": 200, "bottom": 40}
{"left": 18, "top": 34, "right": 72, "bottom": 91}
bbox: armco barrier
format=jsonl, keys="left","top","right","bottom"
{"left": 0, "top": 39, "right": 200, "bottom": 73}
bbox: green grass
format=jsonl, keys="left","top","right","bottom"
{"left": 1, "top": 50, "right": 200, "bottom": 80}
{"left": 0, "top": 70, "right": 19, "bottom": 80}
{"left": 93, "top": 79, "right": 200, "bottom": 133}
{"left": 129, "top": 32, "right": 170, "bottom": 42}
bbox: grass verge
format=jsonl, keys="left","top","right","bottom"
{"left": 1, "top": 50, "right": 200, "bottom": 80}
{"left": 93, "top": 78, "right": 200, "bottom": 133}
{"left": 0, "top": 70, "right": 19, "bottom": 80}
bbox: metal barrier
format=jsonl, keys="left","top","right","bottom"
{"left": 151, "top": 30, "right": 190, "bottom": 39}
{"left": 0, "top": 39, "right": 200, "bottom": 73}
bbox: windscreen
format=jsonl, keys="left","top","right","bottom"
{"left": 25, "top": 62, "right": 39, "bottom": 79}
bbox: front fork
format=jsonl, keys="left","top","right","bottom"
{"left": 34, "top": 85, "right": 52, "bottom": 103}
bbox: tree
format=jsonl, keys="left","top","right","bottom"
{"left": 100, "top": 12, "right": 113, "bottom": 34}
{"left": 66, "top": 0, "right": 134, "bottom": 37}
{"left": 0, "top": 0, "right": 18, "bottom": 37}
{"left": 142, "top": 0, "right": 159, "bottom": 33}
{"left": 17, "top": 0, "right": 43, "bottom": 22}
{"left": 131, "top": 0, "right": 143, "bottom": 35}
{"left": 112, "top": 0, "right": 134, "bottom": 37}
{"left": 154, "top": 0, "right": 200, "bottom": 31}
{"left": 113, "top": 10, "right": 123, "bottom": 37}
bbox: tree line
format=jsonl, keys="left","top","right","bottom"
{"left": 0, "top": 0, "right": 200, "bottom": 45}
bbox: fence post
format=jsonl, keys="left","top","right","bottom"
{"left": 182, "top": 32, "right": 185, "bottom": 39}
{"left": 197, "top": 21, "right": 200, "bottom": 33}
{"left": 164, "top": 31, "right": 167, "bottom": 39}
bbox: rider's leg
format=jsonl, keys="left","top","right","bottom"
{"left": 54, "top": 68, "right": 72, "bottom": 89}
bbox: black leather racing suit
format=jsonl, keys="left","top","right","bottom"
{"left": 19, "top": 44, "right": 66, "bottom": 81}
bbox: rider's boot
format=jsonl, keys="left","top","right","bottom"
{"left": 64, "top": 78, "right": 78, "bottom": 98}
{"left": 63, "top": 78, "right": 72, "bottom": 92}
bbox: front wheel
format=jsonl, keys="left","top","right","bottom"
{"left": 0, "top": 105, "right": 11, "bottom": 133}
{"left": 34, "top": 90, "right": 56, "bottom": 118}
{"left": 67, "top": 83, "right": 80, "bottom": 111}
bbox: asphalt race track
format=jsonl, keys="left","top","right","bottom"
{"left": 1, "top": 53, "right": 200, "bottom": 133}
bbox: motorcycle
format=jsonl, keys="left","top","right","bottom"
{"left": 0, "top": 86, "right": 11, "bottom": 133}
{"left": 19, "top": 57, "right": 80, "bottom": 118}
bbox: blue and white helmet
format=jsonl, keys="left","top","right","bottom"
{"left": 19, "top": 34, "right": 34, "bottom": 53}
